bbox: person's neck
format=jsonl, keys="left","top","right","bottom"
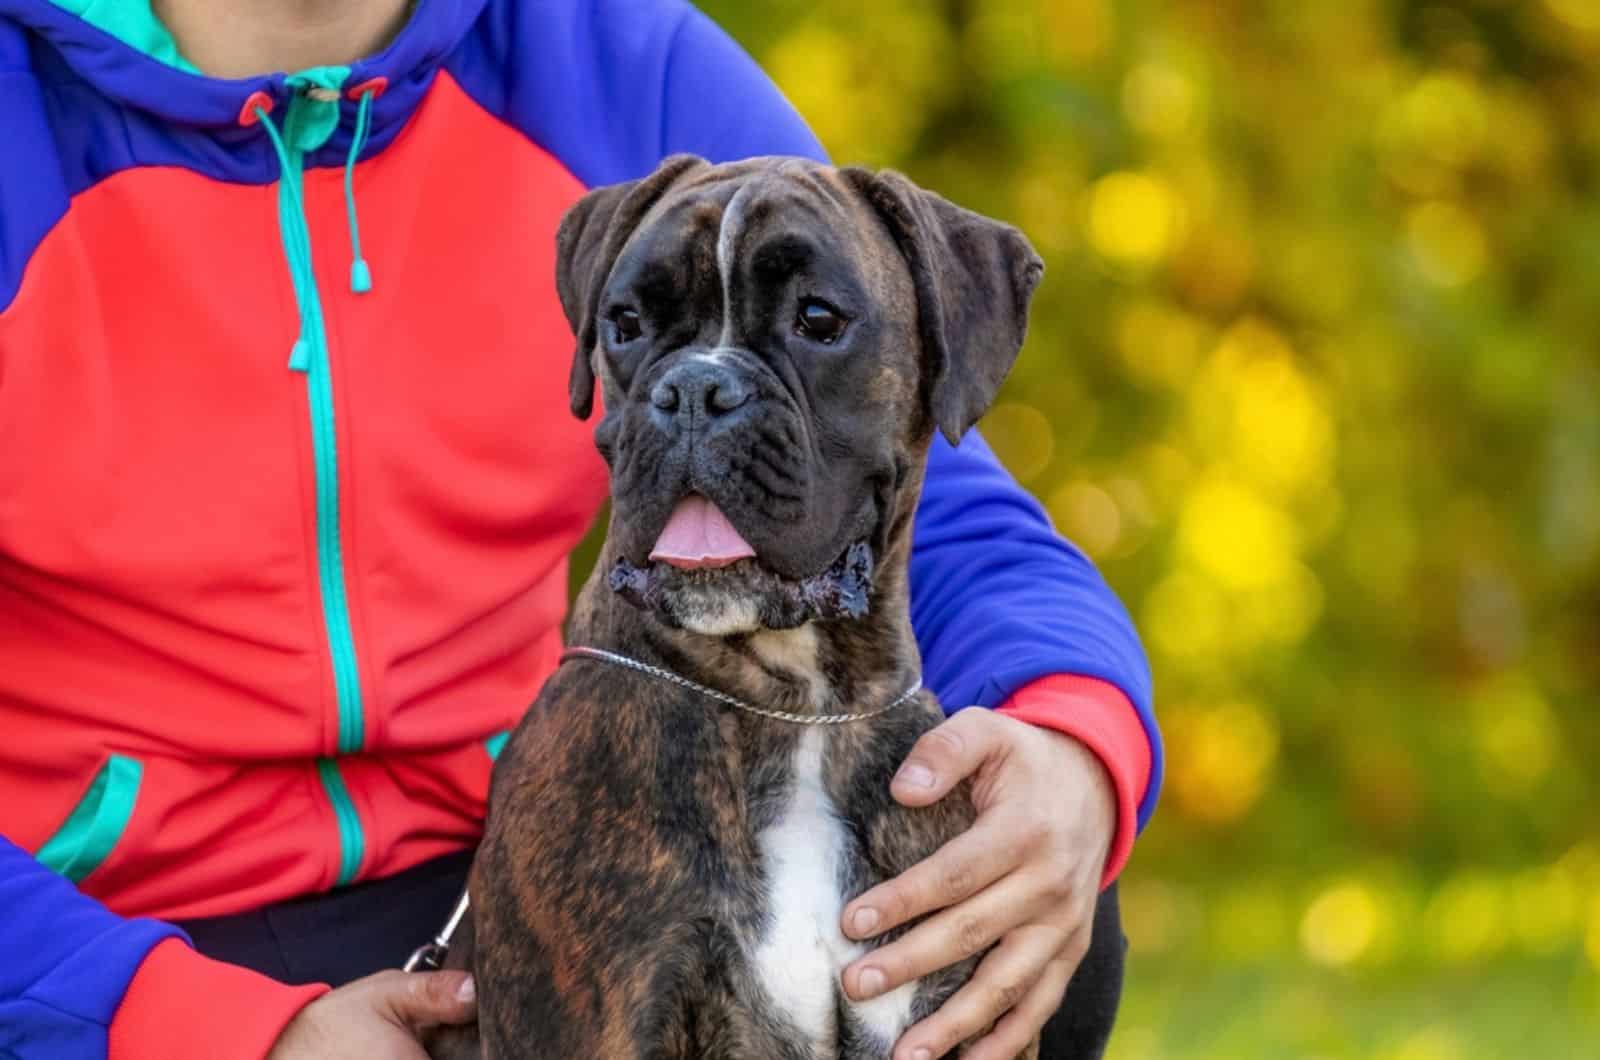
{"left": 153, "top": 0, "right": 412, "bottom": 79}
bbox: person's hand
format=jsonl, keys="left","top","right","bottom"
{"left": 267, "top": 969, "right": 477, "bottom": 1059}
{"left": 840, "top": 708, "right": 1115, "bottom": 1060}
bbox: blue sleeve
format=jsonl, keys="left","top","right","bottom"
{"left": 0, "top": 837, "right": 182, "bottom": 1059}
{"left": 458, "top": 0, "right": 1161, "bottom": 828}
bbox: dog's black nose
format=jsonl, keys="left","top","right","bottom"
{"left": 650, "top": 359, "right": 752, "bottom": 420}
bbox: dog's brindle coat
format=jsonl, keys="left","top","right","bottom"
{"left": 430, "top": 155, "right": 1045, "bottom": 1060}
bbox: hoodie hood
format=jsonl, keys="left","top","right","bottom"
{"left": 0, "top": 0, "right": 487, "bottom": 142}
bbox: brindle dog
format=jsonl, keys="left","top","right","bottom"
{"left": 430, "top": 154, "right": 1044, "bottom": 1060}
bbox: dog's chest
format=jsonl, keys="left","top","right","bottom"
{"left": 747, "top": 729, "right": 917, "bottom": 1056}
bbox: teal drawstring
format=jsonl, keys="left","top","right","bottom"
{"left": 254, "top": 104, "right": 317, "bottom": 370}
{"left": 344, "top": 89, "right": 376, "bottom": 294}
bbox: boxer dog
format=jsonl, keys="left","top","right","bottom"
{"left": 430, "top": 154, "right": 1044, "bottom": 1060}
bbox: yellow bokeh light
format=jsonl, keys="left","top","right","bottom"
{"left": 1408, "top": 201, "right": 1487, "bottom": 287}
{"left": 1042, "top": 0, "right": 1114, "bottom": 66}
{"left": 965, "top": 1, "right": 1114, "bottom": 77}
{"left": 1423, "top": 874, "right": 1508, "bottom": 965}
{"left": 1087, "top": 171, "right": 1185, "bottom": 269}
{"left": 1049, "top": 480, "right": 1122, "bottom": 558}
{"left": 1168, "top": 700, "right": 1280, "bottom": 825}
{"left": 1123, "top": 62, "right": 1196, "bottom": 139}
{"left": 1178, "top": 477, "right": 1301, "bottom": 591}
{"left": 1115, "top": 298, "right": 1208, "bottom": 389}
{"left": 1301, "top": 881, "right": 1382, "bottom": 967}
{"left": 1143, "top": 570, "right": 1228, "bottom": 667}
{"left": 1234, "top": 562, "right": 1325, "bottom": 646}
{"left": 982, "top": 401, "right": 1056, "bottom": 485}
{"left": 1385, "top": 1026, "right": 1466, "bottom": 1060}
{"left": 1470, "top": 673, "right": 1557, "bottom": 797}
{"left": 1230, "top": 352, "right": 1334, "bottom": 492}
{"left": 1509, "top": 866, "right": 1581, "bottom": 954}
{"left": 1586, "top": 892, "right": 1600, "bottom": 971}
{"left": 1546, "top": 0, "right": 1600, "bottom": 32}
{"left": 1402, "top": 73, "right": 1489, "bottom": 168}
{"left": 765, "top": 8, "right": 953, "bottom": 164}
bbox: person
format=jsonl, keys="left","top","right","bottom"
{"left": 0, "top": 1, "right": 1162, "bottom": 1057}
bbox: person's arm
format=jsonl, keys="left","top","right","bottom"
{"left": 485, "top": 0, "right": 1162, "bottom": 866}
{"left": 908, "top": 431, "right": 1159, "bottom": 880}
{"left": 0, "top": 836, "right": 324, "bottom": 1060}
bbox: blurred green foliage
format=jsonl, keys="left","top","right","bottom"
{"left": 692, "top": 1, "right": 1600, "bottom": 1055}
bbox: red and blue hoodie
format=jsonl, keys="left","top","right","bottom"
{"left": 0, "top": 1, "right": 1162, "bottom": 1056}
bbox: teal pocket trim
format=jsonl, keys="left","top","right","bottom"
{"left": 316, "top": 758, "right": 364, "bottom": 887}
{"left": 37, "top": 754, "right": 143, "bottom": 883}
{"left": 484, "top": 730, "right": 511, "bottom": 760}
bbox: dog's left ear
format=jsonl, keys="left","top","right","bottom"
{"left": 843, "top": 168, "right": 1044, "bottom": 445}
{"left": 556, "top": 154, "right": 709, "bottom": 418}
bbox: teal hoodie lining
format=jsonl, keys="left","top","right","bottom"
{"left": 45, "top": 0, "right": 197, "bottom": 72}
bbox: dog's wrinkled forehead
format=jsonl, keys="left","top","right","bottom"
{"left": 612, "top": 160, "right": 909, "bottom": 330}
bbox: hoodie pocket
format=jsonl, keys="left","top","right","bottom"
{"left": 37, "top": 753, "right": 144, "bottom": 883}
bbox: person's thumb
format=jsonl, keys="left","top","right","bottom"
{"left": 372, "top": 969, "right": 478, "bottom": 1032}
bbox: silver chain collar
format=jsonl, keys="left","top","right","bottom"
{"left": 560, "top": 645, "right": 922, "bottom": 726}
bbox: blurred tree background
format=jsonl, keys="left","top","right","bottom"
{"left": 691, "top": 1, "right": 1599, "bottom": 1056}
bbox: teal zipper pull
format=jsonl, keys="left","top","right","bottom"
{"left": 289, "top": 337, "right": 311, "bottom": 372}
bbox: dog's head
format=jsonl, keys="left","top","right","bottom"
{"left": 557, "top": 155, "right": 1042, "bottom": 635}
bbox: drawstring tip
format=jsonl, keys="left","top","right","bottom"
{"left": 350, "top": 258, "right": 373, "bottom": 294}
{"left": 288, "top": 339, "right": 310, "bottom": 372}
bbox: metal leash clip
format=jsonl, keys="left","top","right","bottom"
{"left": 403, "top": 939, "right": 448, "bottom": 972}
{"left": 403, "top": 889, "right": 471, "bottom": 972}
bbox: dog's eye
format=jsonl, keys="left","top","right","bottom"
{"left": 794, "top": 299, "right": 848, "bottom": 345}
{"left": 608, "top": 307, "right": 643, "bottom": 344}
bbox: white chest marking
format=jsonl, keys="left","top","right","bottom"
{"left": 750, "top": 729, "right": 918, "bottom": 1055}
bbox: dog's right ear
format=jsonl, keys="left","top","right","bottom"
{"left": 841, "top": 168, "right": 1043, "bottom": 446}
{"left": 556, "top": 154, "right": 708, "bottom": 419}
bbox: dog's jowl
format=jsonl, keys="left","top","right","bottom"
{"left": 434, "top": 155, "right": 1046, "bottom": 1060}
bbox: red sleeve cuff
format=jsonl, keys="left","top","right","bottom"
{"left": 109, "top": 937, "right": 329, "bottom": 1060}
{"left": 996, "top": 675, "right": 1151, "bottom": 889}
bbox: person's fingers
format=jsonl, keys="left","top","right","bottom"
{"left": 888, "top": 924, "right": 1069, "bottom": 1060}
{"left": 962, "top": 952, "right": 1079, "bottom": 1060}
{"left": 842, "top": 811, "right": 1031, "bottom": 941}
{"left": 889, "top": 707, "right": 1007, "bottom": 807}
{"left": 366, "top": 969, "right": 478, "bottom": 1032}
{"left": 843, "top": 873, "right": 1056, "bottom": 1001}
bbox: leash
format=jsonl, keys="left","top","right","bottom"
{"left": 403, "top": 888, "right": 471, "bottom": 972}
{"left": 403, "top": 648, "right": 920, "bottom": 972}
{"left": 560, "top": 645, "right": 923, "bottom": 726}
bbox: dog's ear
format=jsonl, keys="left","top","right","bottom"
{"left": 843, "top": 168, "right": 1044, "bottom": 445}
{"left": 556, "top": 154, "right": 709, "bottom": 419}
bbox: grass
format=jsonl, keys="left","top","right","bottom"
{"left": 1106, "top": 957, "right": 1598, "bottom": 1059}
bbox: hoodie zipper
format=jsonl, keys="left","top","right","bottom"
{"left": 254, "top": 73, "right": 367, "bottom": 886}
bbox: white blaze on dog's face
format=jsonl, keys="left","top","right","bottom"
{"left": 554, "top": 155, "right": 1043, "bottom": 636}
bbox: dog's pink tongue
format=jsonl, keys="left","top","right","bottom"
{"left": 650, "top": 495, "right": 757, "bottom": 570}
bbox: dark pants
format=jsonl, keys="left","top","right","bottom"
{"left": 179, "top": 851, "right": 1125, "bottom": 1058}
